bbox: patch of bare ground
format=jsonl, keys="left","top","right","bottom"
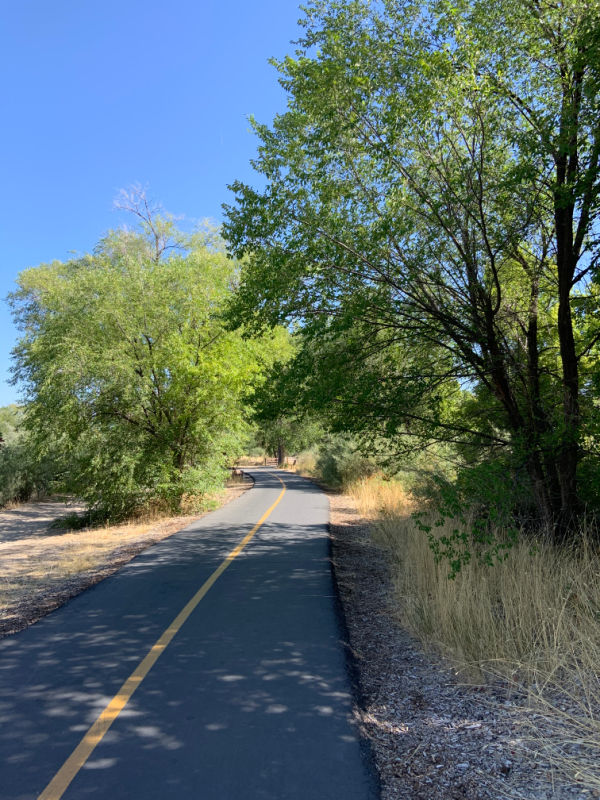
{"left": 0, "top": 476, "right": 253, "bottom": 639}
{"left": 328, "top": 490, "right": 594, "bottom": 800}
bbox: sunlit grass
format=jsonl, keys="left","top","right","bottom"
{"left": 0, "top": 516, "right": 193, "bottom": 617}
{"left": 347, "top": 476, "right": 600, "bottom": 793}
{"left": 292, "top": 450, "right": 318, "bottom": 476}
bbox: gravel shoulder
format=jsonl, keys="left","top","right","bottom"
{"left": 1, "top": 476, "right": 591, "bottom": 798}
{"left": 328, "top": 491, "right": 592, "bottom": 800}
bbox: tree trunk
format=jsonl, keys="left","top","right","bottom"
{"left": 277, "top": 441, "right": 286, "bottom": 468}
{"left": 525, "top": 271, "right": 563, "bottom": 523}
{"left": 554, "top": 187, "right": 581, "bottom": 531}
{"left": 556, "top": 280, "right": 580, "bottom": 530}
{"left": 526, "top": 451, "right": 555, "bottom": 528}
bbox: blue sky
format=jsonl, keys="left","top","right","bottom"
{"left": 0, "top": 0, "right": 303, "bottom": 405}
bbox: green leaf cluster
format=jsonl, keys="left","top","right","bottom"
{"left": 0, "top": 405, "right": 58, "bottom": 505}
{"left": 10, "top": 220, "right": 276, "bottom": 519}
{"left": 225, "top": 0, "right": 600, "bottom": 537}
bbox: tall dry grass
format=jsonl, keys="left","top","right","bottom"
{"left": 291, "top": 450, "right": 318, "bottom": 476}
{"left": 349, "top": 475, "right": 415, "bottom": 518}
{"left": 348, "top": 476, "right": 600, "bottom": 792}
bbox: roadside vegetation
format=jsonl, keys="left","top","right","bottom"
{"left": 289, "top": 444, "right": 600, "bottom": 792}
{"left": 226, "top": 0, "right": 600, "bottom": 535}
{"left": 5, "top": 191, "right": 289, "bottom": 521}
{"left": 2, "top": 0, "right": 600, "bottom": 792}
{"left": 0, "top": 405, "right": 56, "bottom": 506}
{"left": 362, "top": 476, "right": 600, "bottom": 793}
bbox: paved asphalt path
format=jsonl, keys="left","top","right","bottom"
{"left": 0, "top": 469, "right": 379, "bottom": 799}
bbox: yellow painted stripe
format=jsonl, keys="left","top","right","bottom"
{"left": 38, "top": 472, "right": 286, "bottom": 800}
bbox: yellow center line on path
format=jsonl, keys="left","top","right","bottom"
{"left": 38, "top": 472, "right": 286, "bottom": 800}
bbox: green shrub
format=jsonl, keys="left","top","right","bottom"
{"left": 315, "top": 435, "right": 376, "bottom": 489}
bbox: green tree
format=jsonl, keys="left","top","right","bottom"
{"left": 0, "top": 405, "right": 57, "bottom": 505}
{"left": 249, "top": 330, "right": 325, "bottom": 465}
{"left": 0, "top": 405, "right": 21, "bottom": 447}
{"left": 224, "top": 0, "right": 600, "bottom": 533}
{"left": 254, "top": 414, "right": 325, "bottom": 466}
{"left": 10, "top": 202, "right": 272, "bottom": 519}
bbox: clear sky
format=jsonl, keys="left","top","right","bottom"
{"left": 0, "top": 0, "right": 303, "bottom": 405}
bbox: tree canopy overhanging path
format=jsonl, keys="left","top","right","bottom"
{"left": 0, "top": 469, "right": 379, "bottom": 800}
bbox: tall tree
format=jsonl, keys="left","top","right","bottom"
{"left": 11, "top": 206, "right": 273, "bottom": 518}
{"left": 224, "top": 0, "right": 600, "bottom": 532}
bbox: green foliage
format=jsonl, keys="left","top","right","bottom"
{"left": 224, "top": 0, "right": 600, "bottom": 534}
{"left": 413, "top": 463, "right": 522, "bottom": 577}
{"left": 0, "top": 405, "right": 21, "bottom": 445}
{"left": 315, "top": 434, "right": 376, "bottom": 489}
{"left": 0, "top": 405, "right": 57, "bottom": 506}
{"left": 247, "top": 327, "right": 326, "bottom": 461}
{"left": 10, "top": 206, "right": 276, "bottom": 519}
{"left": 254, "top": 415, "right": 324, "bottom": 458}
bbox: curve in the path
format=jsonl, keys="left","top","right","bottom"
{"left": 0, "top": 469, "right": 379, "bottom": 800}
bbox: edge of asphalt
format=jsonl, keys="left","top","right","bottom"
{"left": 257, "top": 468, "right": 382, "bottom": 798}
{"left": 328, "top": 520, "right": 383, "bottom": 797}
{"left": 9, "top": 467, "right": 382, "bottom": 796}
{"left": 0, "top": 473, "right": 257, "bottom": 641}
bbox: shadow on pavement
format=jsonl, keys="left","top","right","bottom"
{"left": 0, "top": 471, "right": 379, "bottom": 800}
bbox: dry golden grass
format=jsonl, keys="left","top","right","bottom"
{"left": 0, "top": 479, "right": 252, "bottom": 637}
{"left": 347, "top": 476, "right": 600, "bottom": 793}
{"left": 349, "top": 475, "right": 415, "bottom": 518}
{"left": 291, "top": 450, "right": 317, "bottom": 476}
{"left": 0, "top": 515, "right": 199, "bottom": 631}
{"left": 236, "top": 455, "right": 269, "bottom": 466}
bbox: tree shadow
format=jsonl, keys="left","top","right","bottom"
{"left": 0, "top": 471, "right": 379, "bottom": 799}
